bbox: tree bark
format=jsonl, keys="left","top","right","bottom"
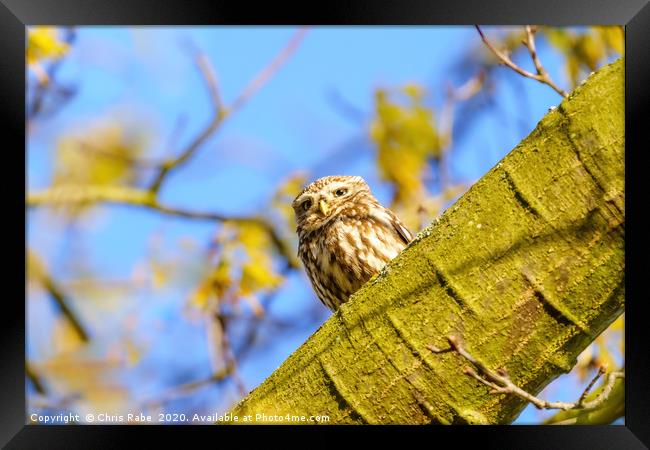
{"left": 229, "top": 58, "right": 624, "bottom": 424}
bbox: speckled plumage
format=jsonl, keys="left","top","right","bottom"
{"left": 292, "top": 175, "right": 413, "bottom": 312}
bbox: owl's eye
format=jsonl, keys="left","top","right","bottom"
{"left": 334, "top": 188, "right": 348, "bottom": 197}
{"left": 302, "top": 199, "right": 313, "bottom": 211}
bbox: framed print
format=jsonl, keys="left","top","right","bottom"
{"left": 3, "top": 0, "right": 649, "bottom": 447}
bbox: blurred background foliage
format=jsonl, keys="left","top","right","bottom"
{"left": 26, "top": 25, "right": 623, "bottom": 424}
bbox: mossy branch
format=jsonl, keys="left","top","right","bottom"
{"left": 228, "top": 59, "right": 624, "bottom": 424}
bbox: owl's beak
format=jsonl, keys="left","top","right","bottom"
{"left": 319, "top": 199, "right": 330, "bottom": 216}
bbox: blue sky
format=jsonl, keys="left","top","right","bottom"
{"left": 27, "top": 26, "right": 618, "bottom": 424}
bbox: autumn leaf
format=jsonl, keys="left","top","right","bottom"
{"left": 542, "top": 26, "right": 622, "bottom": 88}
{"left": 370, "top": 85, "right": 442, "bottom": 229}
{"left": 27, "top": 27, "right": 69, "bottom": 66}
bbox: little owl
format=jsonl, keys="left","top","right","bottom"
{"left": 292, "top": 175, "right": 413, "bottom": 312}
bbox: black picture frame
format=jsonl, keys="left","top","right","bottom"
{"left": 5, "top": 0, "right": 649, "bottom": 447}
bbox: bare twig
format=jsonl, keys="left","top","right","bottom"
{"left": 524, "top": 26, "right": 546, "bottom": 78}
{"left": 326, "top": 88, "right": 366, "bottom": 124}
{"left": 40, "top": 275, "right": 90, "bottom": 342}
{"left": 147, "top": 50, "right": 225, "bottom": 193}
{"left": 522, "top": 26, "right": 568, "bottom": 98}
{"left": 26, "top": 361, "right": 47, "bottom": 395}
{"left": 149, "top": 27, "right": 308, "bottom": 194}
{"left": 429, "top": 335, "right": 624, "bottom": 412}
{"left": 232, "top": 265, "right": 294, "bottom": 362}
{"left": 28, "top": 250, "right": 90, "bottom": 342}
{"left": 213, "top": 312, "right": 247, "bottom": 397}
{"left": 27, "top": 186, "right": 299, "bottom": 269}
{"left": 475, "top": 26, "right": 568, "bottom": 98}
{"left": 543, "top": 375, "right": 624, "bottom": 425}
{"left": 229, "top": 27, "right": 309, "bottom": 114}
{"left": 196, "top": 52, "right": 224, "bottom": 113}
{"left": 578, "top": 365, "right": 607, "bottom": 404}
{"left": 438, "top": 71, "right": 485, "bottom": 189}
{"left": 141, "top": 365, "right": 234, "bottom": 411}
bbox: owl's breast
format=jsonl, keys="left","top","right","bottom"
{"left": 325, "top": 217, "right": 403, "bottom": 284}
{"left": 297, "top": 214, "right": 407, "bottom": 310}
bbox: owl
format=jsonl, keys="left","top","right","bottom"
{"left": 292, "top": 175, "right": 413, "bottom": 312}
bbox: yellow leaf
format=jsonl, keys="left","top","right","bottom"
{"left": 566, "top": 56, "right": 581, "bottom": 87}
{"left": 370, "top": 83, "right": 440, "bottom": 213}
{"left": 238, "top": 223, "right": 270, "bottom": 250}
{"left": 27, "top": 27, "right": 69, "bottom": 65}
{"left": 240, "top": 260, "right": 282, "bottom": 295}
{"left": 543, "top": 28, "right": 576, "bottom": 52}
{"left": 151, "top": 263, "right": 167, "bottom": 289}
{"left": 190, "top": 283, "right": 212, "bottom": 309}
{"left": 402, "top": 83, "right": 424, "bottom": 100}
{"left": 597, "top": 26, "right": 624, "bottom": 55}
{"left": 576, "top": 34, "right": 605, "bottom": 71}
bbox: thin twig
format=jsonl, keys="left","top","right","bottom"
{"left": 232, "top": 265, "right": 294, "bottom": 362}
{"left": 141, "top": 365, "right": 234, "bottom": 411}
{"left": 475, "top": 26, "right": 567, "bottom": 98}
{"left": 28, "top": 250, "right": 90, "bottom": 342}
{"left": 522, "top": 26, "right": 568, "bottom": 98}
{"left": 27, "top": 186, "right": 299, "bottom": 268}
{"left": 475, "top": 26, "right": 539, "bottom": 79}
{"left": 214, "top": 312, "right": 247, "bottom": 397}
{"left": 40, "top": 275, "right": 90, "bottom": 342}
{"left": 229, "top": 27, "right": 309, "bottom": 114}
{"left": 326, "top": 88, "right": 366, "bottom": 124}
{"left": 26, "top": 361, "right": 47, "bottom": 395}
{"left": 438, "top": 71, "right": 485, "bottom": 190}
{"left": 149, "top": 27, "right": 308, "bottom": 194}
{"left": 429, "top": 335, "right": 624, "bottom": 412}
{"left": 147, "top": 45, "right": 226, "bottom": 193}
{"left": 196, "top": 52, "right": 224, "bottom": 113}
{"left": 151, "top": 204, "right": 298, "bottom": 268}
{"left": 524, "top": 26, "right": 546, "bottom": 77}
{"left": 578, "top": 365, "right": 606, "bottom": 404}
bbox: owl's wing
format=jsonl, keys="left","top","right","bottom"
{"left": 387, "top": 211, "right": 413, "bottom": 245}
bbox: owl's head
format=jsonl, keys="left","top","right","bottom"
{"left": 292, "top": 175, "right": 372, "bottom": 233}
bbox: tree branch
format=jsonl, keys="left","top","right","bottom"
{"left": 229, "top": 27, "right": 309, "bottom": 114}
{"left": 228, "top": 59, "right": 625, "bottom": 423}
{"left": 28, "top": 30, "right": 308, "bottom": 271}
{"left": 27, "top": 185, "right": 299, "bottom": 269}
{"left": 522, "top": 26, "right": 568, "bottom": 98}
{"left": 475, "top": 25, "right": 568, "bottom": 98}
{"left": 26, "top": 361, "right": 47, "bottom": 395}
{"left": 147, "top": 49, "right": 225, "bottom": 194}
{"left": 429, "top": 335, "right": 624, "bottom": 412}
{"left": 149, "top": 27, "right": 308, "bottom": 194}
{"left": 28, "top": 250, "right": 90, "bottom": 342}
{"left": 141, "top": 364, "right": 235, "bottom": 412}
{"left": 438, "top": 71, "right": 485, "bottom": 189}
